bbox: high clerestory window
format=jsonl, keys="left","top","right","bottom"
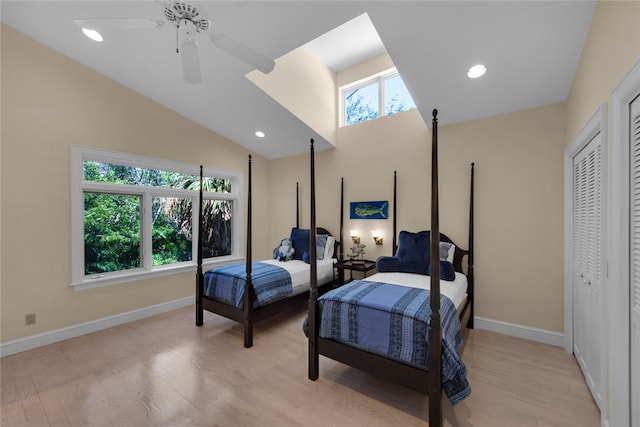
{"left": 70, "top": 146, "right": 243, "bottom": 290}
{"left": 341, "top": 67, "right": 417, "bottom": 127}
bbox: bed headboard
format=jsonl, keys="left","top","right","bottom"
{"left": 388, "top": 166, "right": 474, "bottom": 277}
{"left": 439, "top": 233, "right": 469, "bottom": 275}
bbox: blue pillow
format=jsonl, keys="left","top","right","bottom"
{"left": 427, "top": 260, "right": 456, "bottom": 281}
{"left": 395, "top": 230, "right": 431, "bottom": 275}
{"left": 376, "top": 230, "right": 431, "bottom": 275}
{"left": 376, "top": 256, "right": 403, "bottom": 272}
{"left": 302, "top": 235, "right": 329, "bottom": 264}
{"left": 290, "top": 228, "right": 310, "bottom": 261}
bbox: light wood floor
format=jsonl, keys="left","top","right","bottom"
{"left": 1, "top": 302, "right": 600, "bottom": 427}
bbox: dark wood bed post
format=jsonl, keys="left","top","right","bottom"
{"left": 339, "top": 177, "right": 344, "bottom": 260}
{"left": 243, "top": 154, "right": 254, "bottom": 348}
{"left": 428, "top": 109, "right": 443, "bottom": 427}
{"left": 196, "top": 165, "right": 204, "bottom": 326}
{"left": 388, "top": 171, "right": 397, "bottom": 254}
{"left": 308, "top": 139, "right": 319, "bottom": 379}
{"left": 296, "top": 182, "right": 300, "bottom": 229}
{"left": 468, "top": 163, "right": 475, "bottom": 329}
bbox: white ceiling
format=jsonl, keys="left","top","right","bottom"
{"left": 305, "top": 12, "right": 387, "bottom": 73}
{"left": 1, "top": 1, "right": 596, "bottom": 159}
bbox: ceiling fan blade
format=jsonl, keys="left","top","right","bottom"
{"left": 74, "top": 18, "right": 164, "bottom": 31}
{"left": 181, "top": 39, "right": 202, "bottom": 84}
{"left": 211, "top": 33, "right": 275, "bottom": 74}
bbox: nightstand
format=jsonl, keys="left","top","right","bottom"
{"left": 334, "top": 259, "right": 377, "bottom": 286}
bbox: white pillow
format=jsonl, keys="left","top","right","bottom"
{"left": 447, "top": 243, "right": 456, "bottom": 262}
{"left": 439, "top": 242, "right": 456, "bottom": 263}
{"left": 323, "top": 235, "right": 336, "bottom": 259}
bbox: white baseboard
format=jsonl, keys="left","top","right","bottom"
{"left": 2, "top": 303, "right": 565, "bottom": 357}
{"left": 0, "top": 296, "right": 194, "bottom": 357}
{"left": 474, "top": 316, "right": 564, "bottom": 347}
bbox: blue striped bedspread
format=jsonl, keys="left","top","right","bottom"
{"left": 204, "top": 262, "right": 292, "bottom": 309}
{"left": 318, "top": 280, "right": 470, "bottom": 404}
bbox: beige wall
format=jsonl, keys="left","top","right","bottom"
{"left": 441, "top": 105, "right": 566, "bottom": 331}
{"left": 248, "top": 47, "right": 337, "bottom": 144}
{"left": 271, "top": 56, "right": 567, "bottom": 332}
{"left": 0, "top": 25, "right": 272, "bottom": 342}
{"left": 335, "top": 53, "right": 394, "bottom": 88}
{"left": 566, "top": 0, "right": 640, "bottom": 141}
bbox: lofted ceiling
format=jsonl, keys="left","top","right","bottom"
{"left": 1, "top": 1, "right": 596, "bottom": 159}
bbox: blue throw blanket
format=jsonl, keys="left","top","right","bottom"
{"left": 318, "top": 280, "right": 470, "bottom": 404}
{"left": 204, "top": 262, "right": 292, "bottom": 309}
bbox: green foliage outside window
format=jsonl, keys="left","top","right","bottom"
{"left": 84, "top": 192, "right": 141, "bottom": 275}
{"left": 83, "top": 161, "right": 232, "bottom": 275}
{"left": 343, "top": 70, "right": 416, "bottom": 126}
{"left": 152, "top": 197, "right": 193, "bottom": 266}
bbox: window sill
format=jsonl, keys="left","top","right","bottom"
{"left": 71, "top": 256, "right": 245, "bottom": 291}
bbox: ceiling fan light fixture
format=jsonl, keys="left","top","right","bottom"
{"left": 81, "top": 27, "right": 103, "bottom": 42}
{"left": 181, "top": 39, "right": 201, "bottom": 84}
{"left": 467, "top": 64, "right": 487, "bottom": 79}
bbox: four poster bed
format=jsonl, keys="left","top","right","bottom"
{"left": 306, "top": 110, "right": 475, "bottom": 426}
{"left": 195, "top": 156, "right": 338, "bottom": 348}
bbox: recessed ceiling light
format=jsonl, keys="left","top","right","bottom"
{"left": 255, "top": 131, "right": 265, "bottom": 138}
{"left": 82, "top": 28, "right": 103, "bottom": 42}
{"left": 467, "top": 64, "right": 487, "bottom": 79}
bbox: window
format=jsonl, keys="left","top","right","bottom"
{"left": 341, "top": 68, "right": 416, "bottom": 126}
{"left": 71, "top": 146, "right": 243, "bottom": 290}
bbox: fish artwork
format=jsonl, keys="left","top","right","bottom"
{"left": 351, "top": 201, "right": 388, "bottom": 219}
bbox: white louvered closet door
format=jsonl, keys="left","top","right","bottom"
{"left": 630, "top": 94, "right": 640, "bottom": 427}
{"left": 572, "top": 129, "right": 604, "bottom": 410}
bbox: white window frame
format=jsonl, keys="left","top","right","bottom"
{"left": 70, "top": 145, "right": 244, "bottom": 290}
{"left": 339, "top": 67, "right": 415, "bottom": 127}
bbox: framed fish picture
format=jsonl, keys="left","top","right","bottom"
{"left": 350, "top": 201, "right": 389, "bottom": 220}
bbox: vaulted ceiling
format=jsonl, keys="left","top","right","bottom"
{"left": 1, "top": 1, "right": 596, "bottom": 159}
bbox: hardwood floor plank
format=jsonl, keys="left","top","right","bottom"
{"left": 1, "top": 305, "right": 600, "bottom": 426}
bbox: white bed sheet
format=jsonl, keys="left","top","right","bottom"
{"left": 261, "top": 258, "right": 336, "bottom": 295}
{"left": 362, "top": 271, "right": 468, "bottom": 310}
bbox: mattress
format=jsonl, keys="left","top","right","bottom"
{"left": 361, "top": 271, "right": 468, "bottom": 309}
{"left": 261, "top": 258, "right": 336, "bottom": 295}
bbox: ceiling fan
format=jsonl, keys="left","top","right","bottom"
{"left": 75, "top": 1, "right": 276, "bottom": 84}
